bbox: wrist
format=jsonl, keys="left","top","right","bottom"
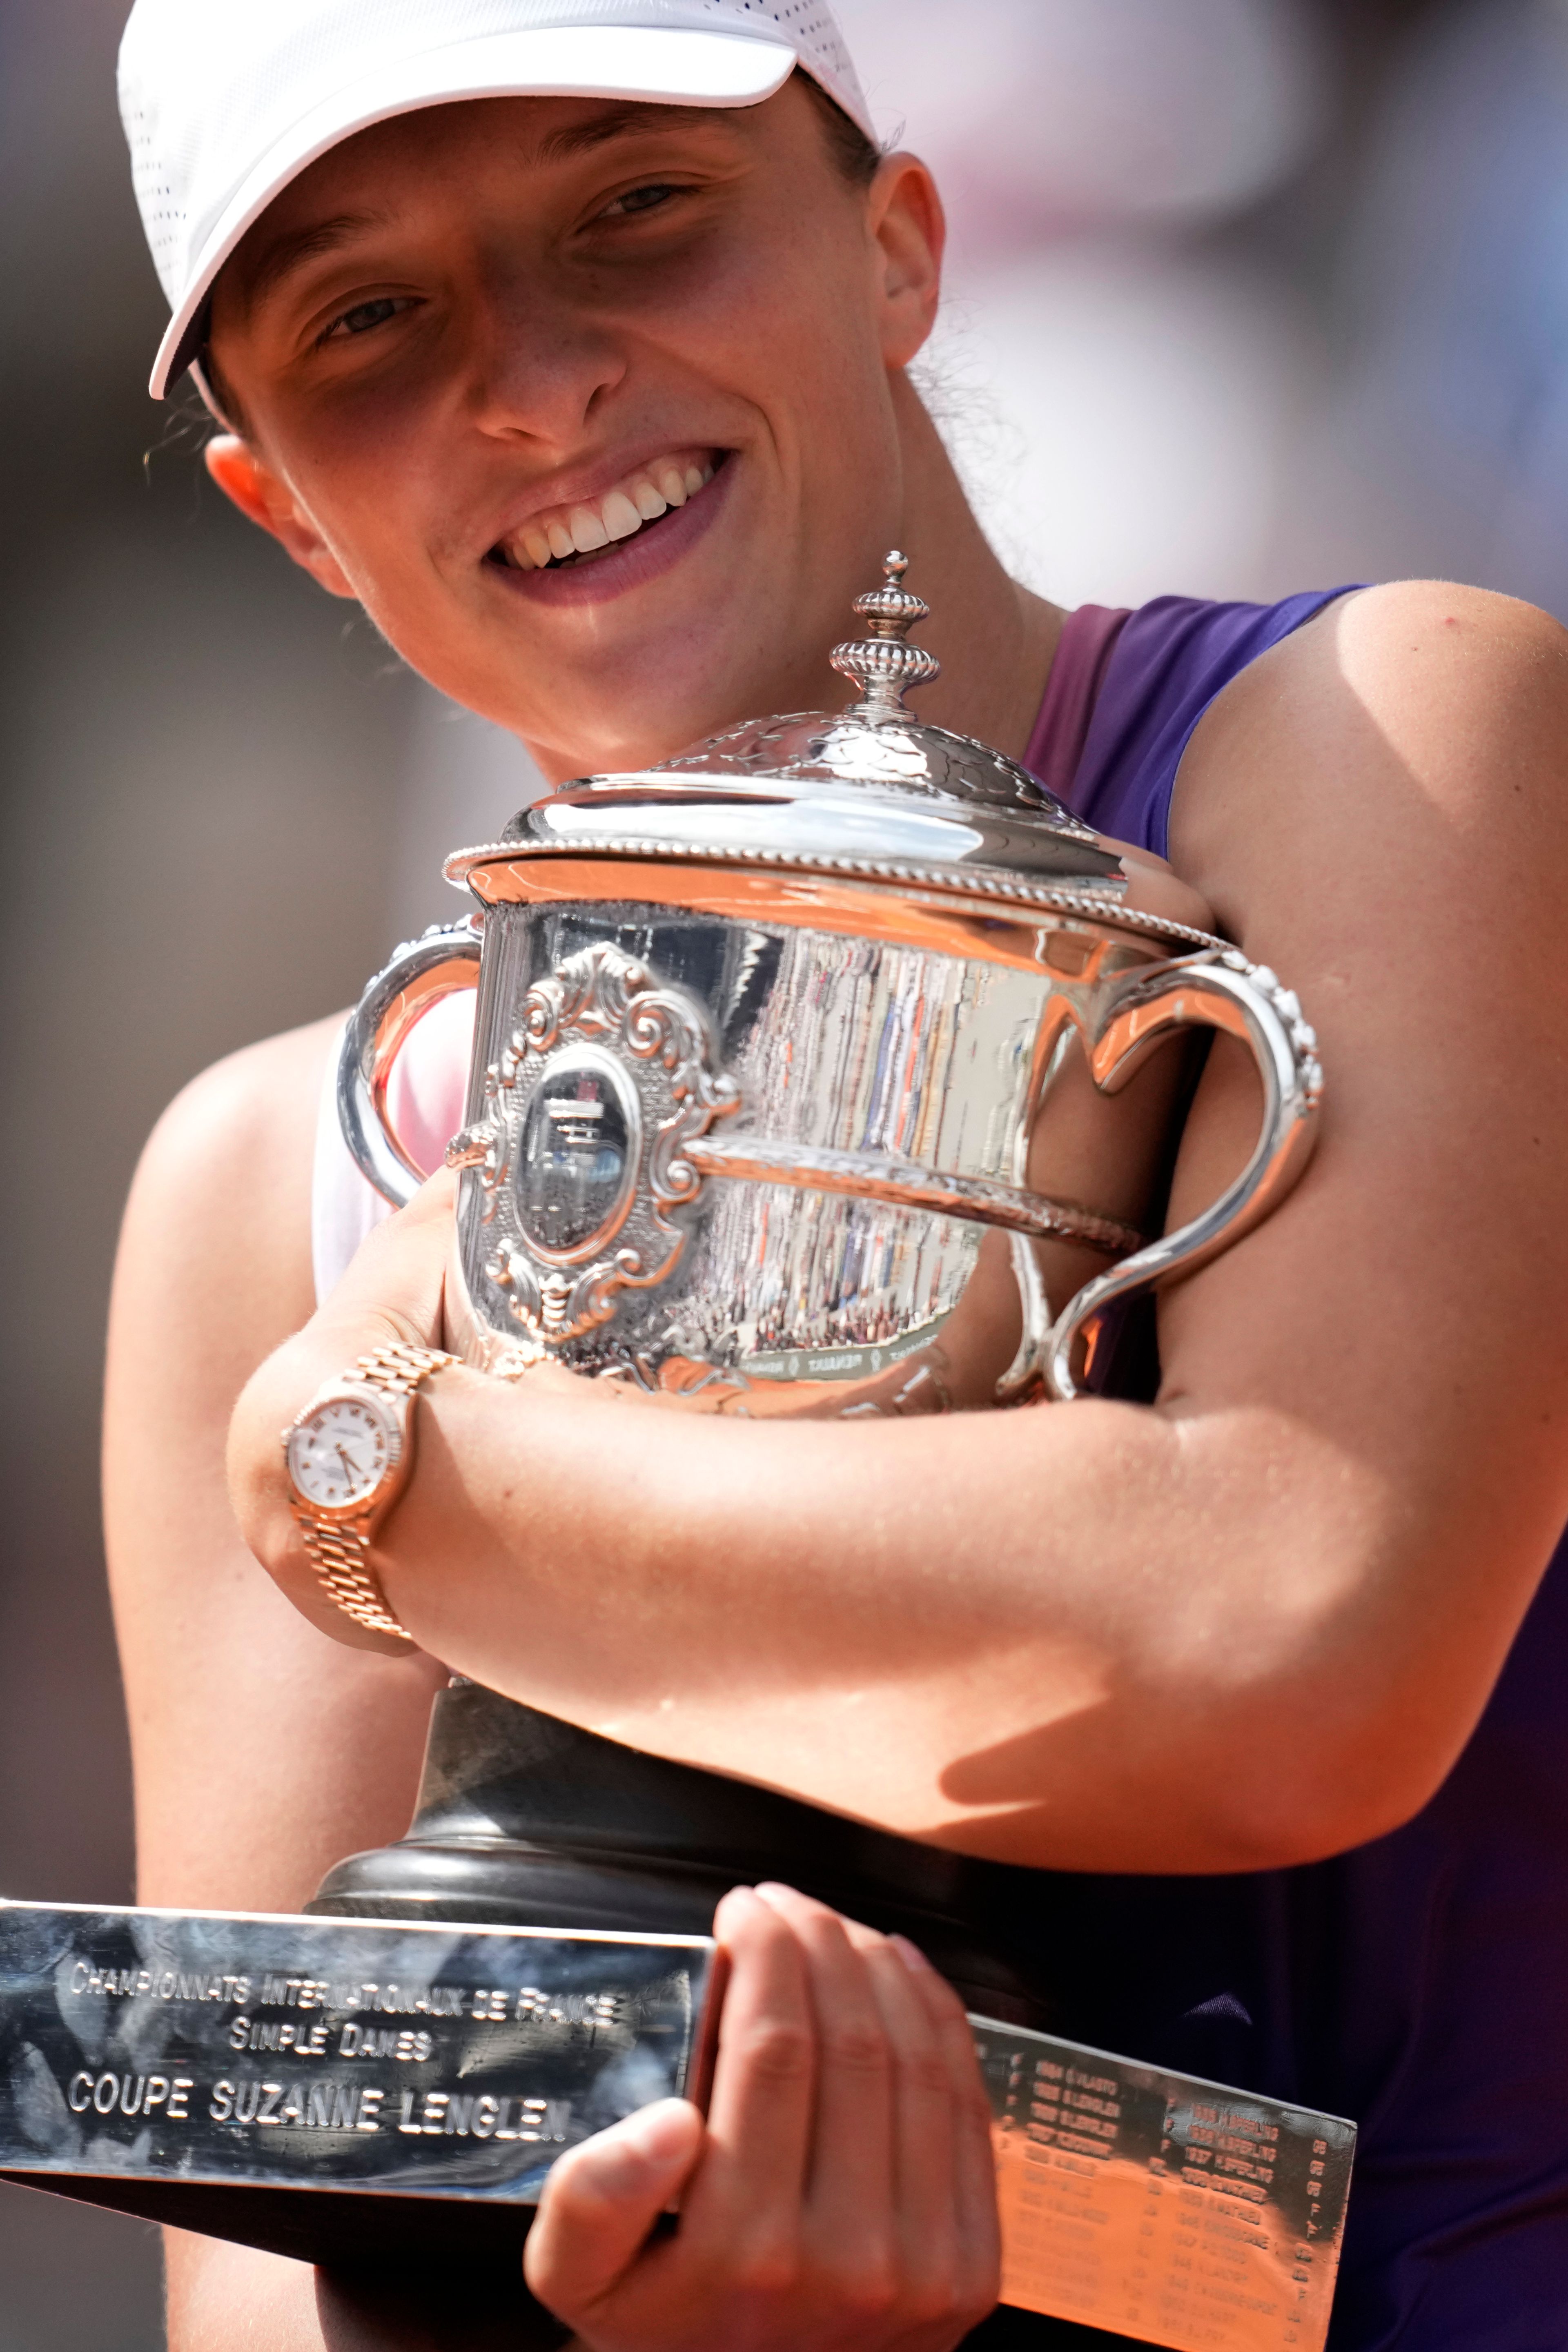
{"left": 229, "top": 1327, "right": 466, "bottom": 1654}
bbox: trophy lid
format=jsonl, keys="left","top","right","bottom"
{"left": 456, "top": 554, "right": 1126, "bottom": 897}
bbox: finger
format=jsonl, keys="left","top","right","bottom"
{"left": 889, "top": 1937, "right": 1003, "bottom": 2323}
{"left": 843, "top": 1924, "right": 960, "bottom": 2314}
{"left": 752, "top": 1885, "right": 896, "bottom": 2293}
{"left": 673, "top": 1887, "right": 816, "bottom": 2261}
{"left": 315, "top": 1167, "right": 457, "bottom": 1346}
{"left": 523, "top": 2098, "right": 702, "bottom": 2324}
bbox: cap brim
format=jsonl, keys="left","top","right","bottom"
{"left": 151, "top": 23, "right": 797, "bottom": 397}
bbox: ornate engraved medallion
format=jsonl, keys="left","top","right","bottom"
{"left": 448, "top": 943, "right": 740, "bottom": 1349}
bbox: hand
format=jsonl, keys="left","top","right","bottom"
{"left": 524, "top": 1884, "right": 1001, "bottom": 2352}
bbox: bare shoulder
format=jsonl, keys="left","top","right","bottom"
{"left": 1173, "top": 580, "right": 1568, "bottom": 929}
{"left": 1298, "top": 580, "right": 1568, "bottom": 782}
{"left": 1164, "top": 578, "right": 1568, "bottom": 1163}
{"left": 1328, "top": 575, "right": 1568, "bottom": 688}
{"left": 119, "top": 1012, "right": 340, "bottom": 1326}
{"left": 1231, "top": 577, "right": 1568, "bottom": 721}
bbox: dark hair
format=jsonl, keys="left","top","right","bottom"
{"left": 795, "top": 67, "right": 883, "bottom": 189}
{"left": 200, "top": 69, "right": 882, "bottom": 438}
{"left": 195, "top": 343, "right": 247, "bottom": 439}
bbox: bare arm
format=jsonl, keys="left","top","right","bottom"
{"left": 105, "top": 1016, "right": 450, "bottom": 2345}
{"left": 104, "top": 1013, "right": 448, "bottom": 1918}
{"left": 230, "top": 584, "right": 1568, "bottom": 1874}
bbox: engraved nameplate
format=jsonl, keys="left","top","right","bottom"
{"left": 972, "top": 2017, "right": 1355, "bottom": 2352}
{"left": 0, "top": 1900, "right": 716, "bottom": 2265}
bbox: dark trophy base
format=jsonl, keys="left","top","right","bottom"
{"left": 311, "top": 1680, "right": 1053, "bottom": 2025}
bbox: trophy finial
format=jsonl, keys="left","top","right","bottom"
{"left": 830, "top": 549, "right": 941, "bottom": 719}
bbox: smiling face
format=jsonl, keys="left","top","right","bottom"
{"left": 205, "top": 80, "right": 945, "bottom": 779}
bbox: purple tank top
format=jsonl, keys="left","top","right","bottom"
{"left": 1024, "top": 590, "right": 1352, "bottom": 853}
{"left": 1008, "top": 592, "right": 1568, "bottom": 2352}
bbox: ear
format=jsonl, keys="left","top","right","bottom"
{"left": 204, "top": 436, "right": 358, "bottom": 599}
{"left": 867, "top": 153, "right": 946, "bottom": 370}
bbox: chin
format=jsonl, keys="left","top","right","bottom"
{"left": 537, "top": 703, "right": 735, "bottom": 782}
{"left": 486, "top": 643, "right": 794, "bottom": 781}
{"left": 397, "top": 556, "right": 835, "bottom": 780}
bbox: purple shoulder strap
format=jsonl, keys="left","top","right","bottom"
{"left": 1025, "top": 590, "right": 1359, "bottom": 856}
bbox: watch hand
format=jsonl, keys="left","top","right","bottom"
{"left": 335, "top": 1444, "right": 364, "bottom": 1483}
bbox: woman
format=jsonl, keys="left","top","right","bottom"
{"left": 112, "top": 0, "right": 1568, "bottom": 2345}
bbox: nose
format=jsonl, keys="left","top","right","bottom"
{"left": 463, "top": 268, "right": 628, "bottom": 447}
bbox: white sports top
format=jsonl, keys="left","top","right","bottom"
{"left": 310, "top": 991, "right": 476, "bottom": 1305}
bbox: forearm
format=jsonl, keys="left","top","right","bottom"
{"left": 164, "top": 2232, "right": 570, "bottom": 2350}
{"left": 378, "top": 1370, "right": 1395, "bottom": 1871}
{"left": 165, "top": 2238, "right": 323, "bottom": 2352}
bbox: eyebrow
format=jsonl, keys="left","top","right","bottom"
{"left": 532, "top": 102, "right": 736, "bottom": 165}
{"left": 238, "top": 210, "right": 396, "bottom": 315}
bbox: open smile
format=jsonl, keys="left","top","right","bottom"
{"left": 483, "top": 448, "right": 733, "bottom": 606}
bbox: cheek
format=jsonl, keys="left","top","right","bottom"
{"left": 631, "top": 228, "right": 895, "bottom": 487}
{"left": 274, "top": 395, "right": 456, "bottom": 604}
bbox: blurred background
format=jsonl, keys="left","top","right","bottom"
{"left": 2, "top": 0, "right": 1566, "bottom": 2339}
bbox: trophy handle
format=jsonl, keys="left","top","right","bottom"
{"left": 1045, "top": 951, "right": 1324, "bottom": 1401}
{"left": 338, "top": 920, "right": 483, "bottom": 1208}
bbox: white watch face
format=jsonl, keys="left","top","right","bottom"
{"left": 286, "top": 1393, "right": 399, "bottom": 1511}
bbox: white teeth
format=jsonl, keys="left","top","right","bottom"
{"left": 601, "top": 488, "right": 643, "bottom": 541}
{"left": 501, "top": 457, "right": 714, "bottom": 572}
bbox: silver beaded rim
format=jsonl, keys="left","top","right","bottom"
{"left": 442, "top": 835, "right": 1231, "bottom": 952}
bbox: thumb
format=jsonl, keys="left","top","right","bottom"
{"left": 525, "top": 2100, "right": 703, "bottom": 2321}
{"left": 315, "top": 1165, "right": 457, "bottom": 1352}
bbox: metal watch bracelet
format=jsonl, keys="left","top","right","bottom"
{"left": 290, "top": 1343, "right": 460, "bottom": 1644}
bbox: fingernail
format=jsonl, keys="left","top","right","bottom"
{"left": 751, "top": 1882, "right": 804, "bottom": 1915}
{"left": 575, "top": 2101, "right": 696, "bottom": 2199}
{"left": 889, "top": 1933, "right": 934, "bottom": 1975}
{"left": 625, "top": 2097, "right": 700, "bottom": 2161}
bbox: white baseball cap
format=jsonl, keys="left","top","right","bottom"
{"left": 120, "top": 0, "right": 873, "bottom": 399}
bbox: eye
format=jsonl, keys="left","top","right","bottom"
{"left": 319, "top": 294, "right": 415, "bottom": 345}
{"left": 597, "top": 182, "right": 683, "bottom": 221}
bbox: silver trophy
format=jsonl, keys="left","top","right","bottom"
{"left": 0, "top": 562, "right": 1353, "bottom": 2348}
{"left": 345, "top": 554, "right": 1321, "bottom": 1411}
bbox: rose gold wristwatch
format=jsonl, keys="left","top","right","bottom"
{"left": 281, "top": 1342, "right": 461, "bottom": 1643}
